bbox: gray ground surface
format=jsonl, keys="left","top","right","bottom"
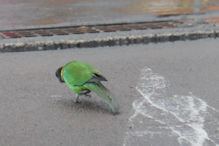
{"left": 0, "top": 38, "right": 219, "bottom": 146}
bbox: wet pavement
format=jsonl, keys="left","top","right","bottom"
{"left": 1, "top": 0, "right": 219, "bottom": 27}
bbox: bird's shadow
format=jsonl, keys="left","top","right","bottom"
{"left": 54, "top": 98, "right": 113, "bottom": 115}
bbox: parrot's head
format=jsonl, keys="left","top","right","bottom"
{"left": 56, "top": 66, "right": 65, "bottom": 83}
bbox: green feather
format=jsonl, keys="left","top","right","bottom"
{"left": 84, "top": 82, "right": 120, "bottom": 114}
{"left": 60, "top": 61, "right": 120, "bottom": 114}
{"left": 62, "top": 61, "right": 100, "bottom": 86}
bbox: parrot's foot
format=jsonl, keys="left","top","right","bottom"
{"left": 79, "top": 90, "right": 91, "bottom": 98}
{"left": 84, "top": 93, "right": 91, "bottom": 98}
{"left": 76, "top": 90, "right": 91, "bottom": 103}
{"left": 75, "top": 95, "right": 80, "bottom": 103}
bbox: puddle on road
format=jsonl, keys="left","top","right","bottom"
{"left": 123, "top": 66, "right": 219, "bottom": 146}
{"left": 1, "top": 0, "right": 219, "bottom": 27}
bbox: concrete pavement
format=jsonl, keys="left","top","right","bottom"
{"left": 0, "top": 38, "right": 219, "bottom": 146}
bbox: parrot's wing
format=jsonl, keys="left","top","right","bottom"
{"left": 84, "top": 82, "right": 120, "bottom": 114}
{"left": 63, "top": 61, "right": 107, "bottom": 86}
{"left": 83, "top": 62, "right": 108, "bottom": 82}
{"left": 62, "top": 62, "right": 92, "bottom": 86}
{"left": 87, "top": 73, "right": 107, "bottom": 83}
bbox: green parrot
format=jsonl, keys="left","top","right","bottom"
{"left": 55, "top": 61, "right": 120, "bottom": 114}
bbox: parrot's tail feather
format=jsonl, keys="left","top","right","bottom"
{"left": 85, "top": 82, "right": 120, "bottom": 114}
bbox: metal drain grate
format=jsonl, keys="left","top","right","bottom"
{"left": 1, "top": 18, "right": 219, "bottom": 53}
{"left": 0, "top": 20, "right": 181, "bottom": 39}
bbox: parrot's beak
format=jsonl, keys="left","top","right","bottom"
{"left": 56, "top": 66, "right": 64, "bottom": 83}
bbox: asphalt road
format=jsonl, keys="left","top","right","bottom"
{"left": 0, "top": 39, "right": 219, "bottom": 146}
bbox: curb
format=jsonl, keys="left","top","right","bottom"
{"left": 0, "top": 21, "right": 219, "bottom": 52}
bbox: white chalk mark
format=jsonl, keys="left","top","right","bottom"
{"left": 123, "top": 66, "right": 219, "bottom": 146}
